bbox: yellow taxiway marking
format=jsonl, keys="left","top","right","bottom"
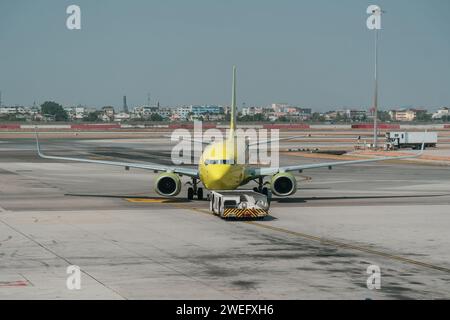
{"left": 171, "top": 203, "right": 450, "bottom": 274}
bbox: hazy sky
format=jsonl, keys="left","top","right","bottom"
{"left": 0, "top": 0, "right": 449, "bottom": 111}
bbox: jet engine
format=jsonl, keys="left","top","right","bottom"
{"left": 270, "top": 172, "right": 297, "bottom": 197}
{"left": 154, "top": 172, "right": 182, "bottom": 197}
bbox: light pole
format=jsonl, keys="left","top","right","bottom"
{"left": 373, "top": 27, "right": 379, "bottom": 148}
{"left": 366, "top": 5, "right": 382, "bottom": 148}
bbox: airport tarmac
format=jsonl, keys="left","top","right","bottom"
{"left": 0, "top": 135, "right": 449, "bottom": 299}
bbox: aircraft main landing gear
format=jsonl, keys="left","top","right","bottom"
{"left": 253, "top": 177, "right": 265, "bottom": 193}
{"left": 187, "top": 178, "right": 204, "bottom": 200}
{"left": 253, "top": 177, "right": 271, "bottom": 202}
{"left": 187, "top": 187, "right": 194, "bottom": 200}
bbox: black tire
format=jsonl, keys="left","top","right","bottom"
{"left": 187, "top": 187, "right": 194, "bottom": 200}
{"left": 218, "top": 198, "right": 223, "bottom": 216}
{"left": 266, "top": 189, "right": 272, "bottom": 204}
{"left": 210, "top": 195, "right": 214, "bottom": 212}
{"left": 197, "top": 188, "right": 204, "bottom": 200}
{"left": 262, "top": 187, "right": 269, "bottom": 196}
{"left": 253, "top": 187, "right": 259, "bottom": 192}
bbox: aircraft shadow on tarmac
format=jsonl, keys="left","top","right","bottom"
{"left": 225, "top": 216, "right": 278, "bottom": 222}
{"left": 64, "top": 193, "right": 278, "bottom": 221}
{"left": 273, "top": 193, "right": 450, "bottom": 203}
{"left": 65, "top": 193, "right": 450, "bottom": 204}
{"left": 64, "top": 193, "right": 191, "bottom": 203}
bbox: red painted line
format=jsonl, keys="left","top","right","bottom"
{"left": 0, "top": 124, "right": 21, "bottom": 129}
{"left": 351, "top": 123, "right": 400, "bottom": 129}
{"left": 70, "top": 124, "right": 121, "bottom": 130}
{"left": 0, "top": 280, "right": 29, "bottom": 287}
{"left": 263, "top": 124, "right": 310, "bottom": 129}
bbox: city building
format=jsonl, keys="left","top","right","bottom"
{"left": 298, "top": 108, "right": 312, "bottom": 116}
{"left": 287, "top": 107, "right": 312, "bottom": 121}
{"left": 0, "top": 106, "right": 27, "bottom": 114}
{"left": 122, "top": 96, "right": 129, "bottom": 113}
{"left": 64, "top": 105, "right": 89, "bottom": 120}
{"left": 242, "top": 106, "right": 265, "bottom": 116}
{"left": 156, "top": 108, "right": 172, "bottom": 119}
{"left": 345, "top": 109, "right": 367, "bottom": 121}
{"left": 114, "top": 112, "right": 131, "bottom": 122}
{"left": 174, "top": 105, "right": 224, "bottom": 120}
{"left": 175, "top": 106, "right": 191, "bottom": 120}
{"left": 389, "top": 109, "right": 426, "bottom": 122}
{"left": 325, "top": 110, "right": 350, "bottom": 120}
{"left": 271, "top": 103, "right": 290, "bottom": 113}
{"left": 432, "top": 107, "right": 450, "bottom": 120}
{"left": 223, "top": 105, "right": 231, "bottom": 115}
{"left": 190, "top": 105, "right": 223, "bottom": 116}
{"left": 133, "top": 105, "right": 159, "bottom": 119}
{"left": 132, "top": 104, "right": 173, "bottom": 120}
{"left": 101, "top": 106, "right": 115, "bottom": 121}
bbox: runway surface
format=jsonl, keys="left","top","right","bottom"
{"left": 0, "top": 136, "right": 449, "bottom": 299}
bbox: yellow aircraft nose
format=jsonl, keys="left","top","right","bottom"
{"left": 208, "top": 165, "right": 229, "bottom": 180}
{"left": 204, "top": 165, "right": 242, "bottom": 190}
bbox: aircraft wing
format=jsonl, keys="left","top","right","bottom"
{"left": 35, "top": 132, "right": 199, "bottom": 178}
{"left": 254, "top": 144, "right": 424, "bottom": 176}
{"left": 247, "top": 135, "right": 304, "bottom": 148}
{"left": 165, "top": 135, "right": 212, "bottom": 146}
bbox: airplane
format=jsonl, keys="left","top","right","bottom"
{"left": 35, "top": 66, "right": 424, "bottom": 201}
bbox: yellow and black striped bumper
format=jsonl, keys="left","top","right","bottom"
{"left": 222, "top": 208, "right": 268, "bottom": 218}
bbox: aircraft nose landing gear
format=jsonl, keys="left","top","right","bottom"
{"left": 187, "top": 178, "right": 204, "bottom": 200}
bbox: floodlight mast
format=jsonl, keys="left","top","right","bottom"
{"left": 373, "top": 25, "right": 379, "bottom": 148}
{"left": 367, "top": 5, "right": 383, "bottom": 148}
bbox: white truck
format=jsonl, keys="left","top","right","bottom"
{"left": 209, "top": 191, "right": 270, "bottom": 219}
{"left": 385, "top": 131, "right": 437, "bottom": 150}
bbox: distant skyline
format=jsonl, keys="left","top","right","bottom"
{"left": 0, "top": 0, "right": 449, "bottom": 111}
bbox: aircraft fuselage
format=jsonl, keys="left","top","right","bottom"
{"left": 198, "top": 138, "right": 245, "bottom": 190}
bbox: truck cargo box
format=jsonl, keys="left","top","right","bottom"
{"left": 385, "top": 131, "right": 437, "bottom": 149}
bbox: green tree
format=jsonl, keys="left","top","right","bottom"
{"left": 40, "top": 101, "right": 68, "bottom": 121}
{"left": 0, "top": 114, "right": 26, "bottom": 122}
{"left": 83, "top": 111, "right": 101, "bottom": 122}
{"left": 342, "top": 114, "right": 350, "bottom": 123}
{"left": 415, "top": 112, "right": 432, "bottom": 122}
{"left": 238, "top": 113, "right": 267, "bottom": 122}
{"left": 277, "top": 116, "right": 289, "bottom": 122}
{"left": 377, "top": 110, "right": 391, "bottom": 122}
{"left": 150, "top": 113, "right": 164, "bottom": 121}
{"left": 311, "top": 112, "right": 325, "bottom": 122}
{"left": 441, "top": 115, "right": 450, "bottom": 122}
{"left": 254, "top": 113, "right": 266, "bottom": 122}
{"left": 238, "top": 114, "right": 249, "bottom": 122}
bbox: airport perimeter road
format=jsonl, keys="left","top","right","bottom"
{"left": 0, "top": 138, "right": 449, "bottom": 299}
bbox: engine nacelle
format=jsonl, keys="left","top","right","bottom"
{"left": 154, "top": 172, "right": 182, "bottom": 197}
{"left": 270, "top": 172, "right": 297, "bottom": 197}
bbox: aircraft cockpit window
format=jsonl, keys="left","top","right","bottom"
{"left": 204, "top": 159, "right": 235, "bottom": 165}
{"left": 220, "top": 159, "right": 235, "bottom": 165}
{"left": 204, "top": 159, "right": 218, "bottom": 165}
